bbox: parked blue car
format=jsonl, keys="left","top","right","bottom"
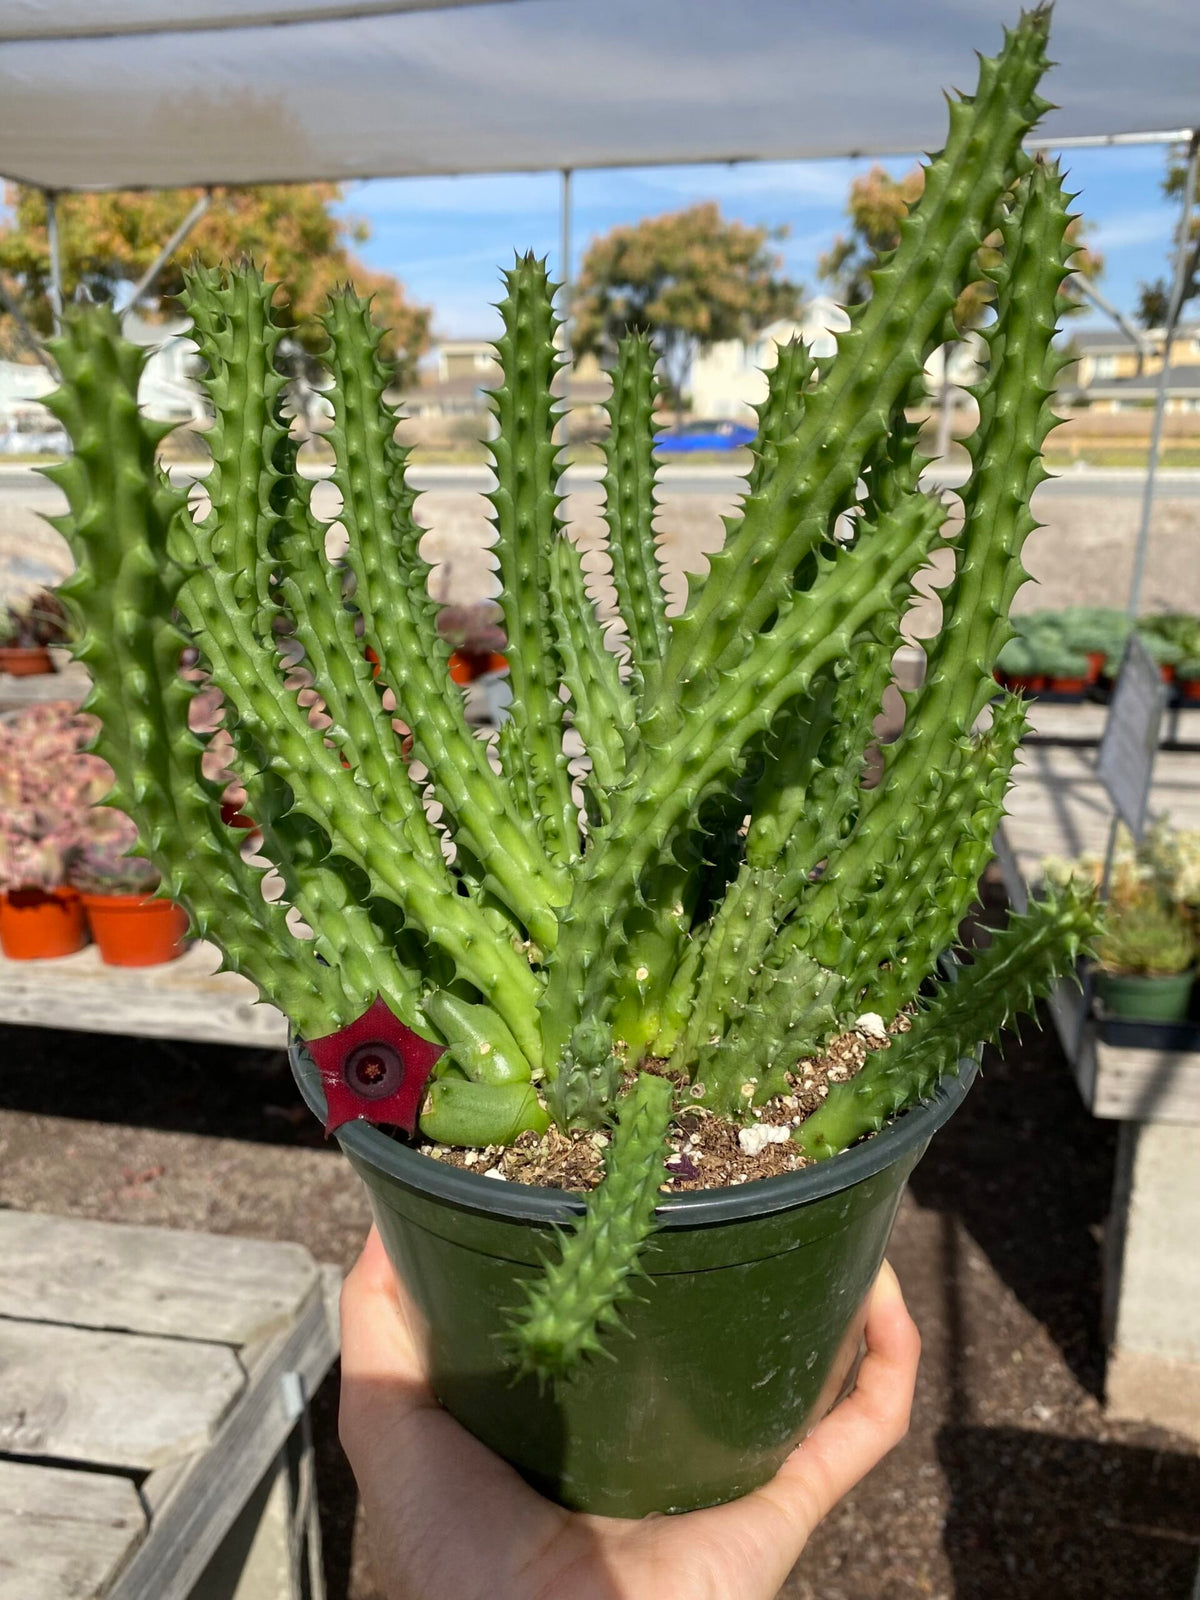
{"left": 655, "top": 418, "right": 756, "bottom": 454}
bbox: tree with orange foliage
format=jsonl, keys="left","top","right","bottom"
{"left": 0, "top": 183, "right": 430, "bottom": 381}
{"left": 572, "top": 202, "right": 801, "bottom": 419}
{"left": 820, "top": 161, "right": 1100, "bottom": 328}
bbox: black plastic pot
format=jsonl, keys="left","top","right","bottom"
{"left": 292, "top": 1043, "right": 976, "bottom": 1516}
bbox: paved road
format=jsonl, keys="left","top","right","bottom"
{"left": 3, "top": 462, "right": 1200, "bottom": 500}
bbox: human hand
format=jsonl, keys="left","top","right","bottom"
{"left": 339, "top": 1227, "right": 920, "bottom": 1600}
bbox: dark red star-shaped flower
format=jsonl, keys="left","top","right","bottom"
{"left": 305, "top": 995, "right": 445, "bottom": 1137}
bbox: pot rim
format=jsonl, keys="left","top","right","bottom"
{"left": 78, "top": 890, "right": 174, "bottom": 909}
{"left": 290, "top": 1040, "right": 977, "bottom": 1229}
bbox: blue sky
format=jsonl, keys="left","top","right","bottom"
{"left": 340, "top": 141, "right": 1182, "bottom": 345}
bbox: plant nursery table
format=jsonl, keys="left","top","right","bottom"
{"left": 994, "top": 730, "right": 1200, "bottom": 1447}
{"left": 0, "top": 939, "right": 288, "bottom": 1048}
{"left": 0, "top": 1212, "right": 339, "bottom": 1600}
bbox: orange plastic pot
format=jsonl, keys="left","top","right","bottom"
{"left": 80, "top": 893, "right": 190, "bottom": 966}
{"left": 0, "top": 887, "right": 87, "bottom": 958}
{"left": 448, "top": 649, "right": 508, "bottom": 685}
{"left": 0, "top": 645, "right": 55, "bottom": 676}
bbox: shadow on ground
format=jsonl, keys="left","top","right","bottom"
{"left": 0, "top": 1023, "right": 317, "bottom": 1145}
{"left": 938, "top": 1423, "right": 1200, "bottom": 1598}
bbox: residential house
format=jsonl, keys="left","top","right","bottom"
{"left": 1061, "top": 321, "right": 1200, "bottom": 412}
{"left": 688, "top": 296, "right": 983, "bottom": 422}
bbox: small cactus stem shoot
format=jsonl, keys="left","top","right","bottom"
{"left": 795, "top": 883, "right": 1100, "bottom": 1161}
{"left": 601, "top": 334, "right": 668, "bottom": 697}
{"left": 654, "top": 9, "right": 1051, "bottom": 703}
{"left": 744, "top": 336, "right": 817, "bottom": 499}
{"left": 320, "top": 289, "right": 565, "bottom": 946}
{"left": 487, "top": 254, "right": 579, "bottom": 866}
{"left": 508, "top": 1072, "right": 673, "bottom": 1379}
{"left": 42, "top": 308, "right": 354, "bottom": 1033}
{"left": 547, "top": 530, "right": 635, "bottom": 823}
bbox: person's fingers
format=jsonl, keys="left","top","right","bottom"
{"left": 766, "top": 1261, "right": 920, "bottom": 1526}
{"left": 656, "top": 1262, "right": 920, "bottom": 1598}
{"left": 339, "top": 1225, "right": 436, "bottom": 1446}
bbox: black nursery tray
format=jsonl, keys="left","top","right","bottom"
{"left": 1092, "top": 1007, "right": 1200, "bottom": 1054}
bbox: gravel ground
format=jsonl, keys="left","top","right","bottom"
{"left": 4, "top": 475, "right": 1200, "bottom": 624}
{"left": 2, "top": 880, "right": 1198, "bottom": 1599}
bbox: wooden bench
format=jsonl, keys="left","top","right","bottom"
{"left": 0, "top": 1212, "right": 339, "bottom": 1600}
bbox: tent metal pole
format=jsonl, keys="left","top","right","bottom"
{"left": 1126, "top": 130, "right": 1200, "bottom": 620}
{"left": 559, "top": 166, "right": 573, "bottom": 447}
{"left": 44, "top": 190, "right": 63, "bottom": 335}
{"left": 1068, "top": 273, "right": 1153, "bottom": 375}
{"left": 0, "top": 274, "right": 57, "bottom": 373}
{"left": 125, "top": 191, "right": 212, "bottom": 312}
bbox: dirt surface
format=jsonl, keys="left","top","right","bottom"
{"left": 2, "top": 887, "right": 1197, "bottom": 1598}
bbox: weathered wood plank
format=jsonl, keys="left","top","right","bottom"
{"left": 107, "top": 1283, "right": 339, "bottom": 1600}
{"left": 0, "top": 1321, "right": 244, "bottom": 1470}
{"left": 0, "top": 938, "right": 286, "bottom": 1048}
{"left": 0, "top": 1214, "right": 318, "bottom": 1345}
{"left": 0, "top": 1460, "right": 145, "bottom": 1600}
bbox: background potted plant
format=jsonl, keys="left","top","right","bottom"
{"left": 1044, "top": 820, "right": 1199, "bottom": 1023}
{"left": 0, "top": 702, "right": 106, "bottom": 958}
{"left": 70, "top": 810, "right": 191, "bottom": 967}
{"left": 45, "top": 12, "right": 1098, "bottom": 1516}
{"left": 1178, "top": 658, "right": 1200, "bottom": 704}
{"left": 1093, "top": 897, "right": 1196, "bottom": 1022}
{"left": 0, "top": 587, "right": 72, "bottom": 676}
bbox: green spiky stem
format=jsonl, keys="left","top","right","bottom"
{"left": 651, "top": 11, "right": 1050, "bottom": 709}
{"left": 795, "top": 884, "right": 1099, "bottom": 1160}
{"left": 42, "top": 309, "right": 353, "bottom": 1033}
{"left": 321, "top": 290, "right": 565, "bottom": 947}
{"left": 790, "top": 159, "right": 1072, "bottom": 964}
{"left": 488, "top": 255, "right": 579, "bottom": 865}
{"left": 548, "top": 531, "right": 634, "bottom": 825}
{"left": 542, "top": 486, "right": 946, "bottom": 1069}
{"left": 177, "top": 275, "right": 543, "bottom": 1047}
{"left": 508, "top": 1072, "right": 672, "bottom": 1378}
{"left": 419, "top": 1079, "right": 550, "bottom": 1147}
{"left": 602, "top": 334, "right": 668, "bottom": 698}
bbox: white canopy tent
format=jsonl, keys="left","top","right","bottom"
{"left": 0, "top": 0, "right": 1196, "bottom": 190}
{"left": 0, "top": 0, "right": 1196, "bottom": 613}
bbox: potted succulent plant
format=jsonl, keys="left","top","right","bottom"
{"left": 1044, "top": 646, "right": 1091, "bottom": 697}
{"left": 0, "top": 588, "right": 71, "bottom": 676}
{"left": 995, "top": 635, "right": 1042, "bottom": 694}
{"left": 70, "top": 810, "right": 191, "bottom": 967}
{"left": 0, "top": 702, "right": 106, "bottom": 958}
{"left": 1178, "top": 658, "right": 1200, "bottom": 703}
{"left": 1094, "top": 897, "right": 1196, "bottom": 1023}
{"left": 45, "top": 11, "right": 1098, "bottom": 1516}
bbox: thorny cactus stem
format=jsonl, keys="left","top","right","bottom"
{"left": 48, "top": 9, "right": 1098, "bottom": 1378}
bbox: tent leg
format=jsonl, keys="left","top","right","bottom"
{"left": 45, "top": 190, "right": 64, "bottom": 336}
{"left": 559, "top": 167, "right": 573, "bottom": 448}
{"left": 0, "top": 275, "right": 57, "bottom": 373}
{"left": 1127, "top": 130, "right": 1200, "bottom": 619}
{"left": 125, "top": 191, "right": 212, "bottom": 312}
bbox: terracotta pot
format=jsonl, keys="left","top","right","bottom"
{"left": 448, "top": 649, "right": 507, "bottom": 685}
{"left": 1048, "top": 675, "right": 1087, "bottom": 695}
{"left": 1086, "top": 650, "right": 1107, "bottom": 683}
{"left": 80, "top": 893, "right": 190, "bottom": 966}
{"left": 0, "top": 887, "right": 87, "bottom": 959}
{"left": 1179, "top": 680, "right": 1200, "bottom": 704}
{"left": 0, "top": 645, "right": 55, "bottom": 677}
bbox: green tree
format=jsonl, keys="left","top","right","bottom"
{"left": 571, "top": 202, "right": 802, "bottom": 419}
{"left": 0, "top": 183, "right": 430, "bottom": 381}
{"left": 1137, "top": 146, "right": 1199, "bottom": 327}
{"left": 821, "top": 161, "right": 1100, "bottom": 329}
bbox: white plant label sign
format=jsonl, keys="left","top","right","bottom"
{"left": 1096, "top": 634, "right": 1167, "bottom": 843}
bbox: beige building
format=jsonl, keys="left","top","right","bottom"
{"left": 1062, "top": 322, "right": 1200, "bottom": 412}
